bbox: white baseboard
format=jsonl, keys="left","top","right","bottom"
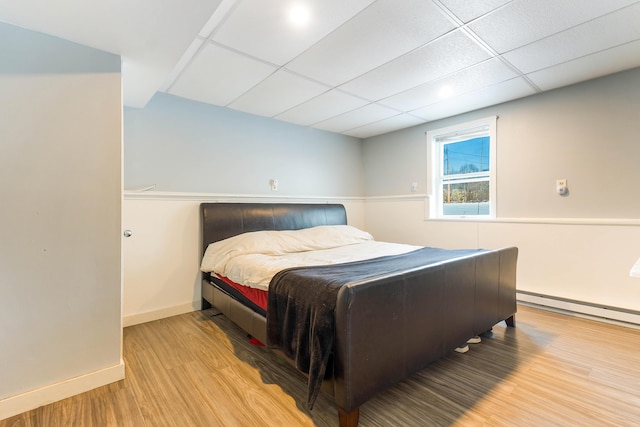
{"left": 123, "top": 301, "right": 199, "bottom": 327}
{"left": 517, "top": 291, "right": 640, "bottom": 329}
{"left": 0, "top": 360, "right": 125, "bottom": 421}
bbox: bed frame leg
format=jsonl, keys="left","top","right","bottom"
{"left": 201, "top": 298, "right": 212, "bottom": 310}
{"left": 505, "top": 315, "right": 515, "bottom": 327}
{"left": 338, "top": 407, "right": 359, "bottom": 427}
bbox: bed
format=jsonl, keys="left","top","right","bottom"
{"left": 200, "top": 202, "right": 518, "bottom": 427}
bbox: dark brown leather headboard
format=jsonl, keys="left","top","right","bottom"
{"left": 200, "top": 203, "right": 347, "bottom": 255}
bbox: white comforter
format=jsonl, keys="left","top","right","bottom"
{"left": 200, "top": 225, "right": 420, "bottom": 291}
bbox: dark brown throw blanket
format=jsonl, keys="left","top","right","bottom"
{"left": 266, "top": 247, "right": 484, "bottom": 409}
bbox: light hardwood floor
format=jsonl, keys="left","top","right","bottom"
{"left": 2, "top": 304, "right": 640, "bottom": 426}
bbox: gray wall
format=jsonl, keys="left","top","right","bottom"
{"left": 363, "top": 67, "right": 640, "bottom": 220}
{"left": 0, "top": 23, "right": 122, "bottom": 399}
{"left": 124, "top": 93, "right": 364, "bottom": 196}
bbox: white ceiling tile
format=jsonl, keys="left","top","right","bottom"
{"left": 340, "top": 30, "right": 491, "bottom": 101}
{"left": 527, "top": 39, "right": 640, "bottom": 91}
{"left": 168, "top": 43, "right": 277, "bottom": 106}
{"left": 411, "top": 78, "right": 536, "bottom": 121}
{"left": 344, "top": 113, "right": 426, "bottom": 139}
{"left": 4, "top": 0, "right": 640, "bottom": 137}
{"left": 275, "top": 90, "right": 370, "bottom": 126}
{"left": 381, "top": 58, "right": 519, "bottom": 111}
{"left": 286, "top": 0, "right": 457, "bottom": 86}
{"left": 228, "top": 70, "right": 330, "bottom": 117}
{"left": 212, "top": 0, "right": 375, "bottom": 65}
{"left": 503, "top": 3, "right": 640, "bottom": 74}
{"left": 439, "top": 0, "right": 512, "bottom": 23}
{"left": 312, "top": 103, "right": 400, "bottom": 133}
{"left": 469, "top": 0, "right": 640, "bottom": 53}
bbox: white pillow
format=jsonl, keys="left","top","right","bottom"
{"left": 200, "top": 225, "right": 373, "bottom": 273}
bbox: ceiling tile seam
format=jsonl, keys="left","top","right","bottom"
{"left": 523, "top": 38, "right": 640, "bottom": 78}
{"left": 401, "top": 76, "right": 527, "bottom": 116}
{"left": 429, "top": 0, "right": 505, "bottom": 67}
{"left": 272, "top": 86, "right": 372, "bottom": 121}
{"left": 161, "top": 0, "right": 243, "bottom": 94}
{"left": 493, "top": 1, "right": 640, "bottom": 57}
{"left": 368, "top": 111, "right": 427, "bottom": 131}
{"left": 430, "top": 0, "right": 543, "bottom": 94}
{"left": 479, "top": 1, "right": 640, "bottom": 92}
{"left": 575, "top": 1, "right": 640, "bottom": 32}
{"left": 260, "top": 68, "right": 366, "bottom": 119}
{"left": 458, "top": 26, "right": 542, "bottom": 93}
{"left": 207, "top": 40, "right": 282, "bottom": 69}
{"left": 307, "top": 99, "right": 406, "bottom": 130}
{"left": 203, "top": 40, "right": 289, "bottom": 108}
{"left": 430, "top": 0, "right": 468, "bottom": 27}
{"left": 407, "top": 111, "right": 428, "bottom": 121}
{"left": 223, "top": 71, "right": 352, "bottom": 117}
{"left": 318, "top": 103, "right": 409, "bottom": 134}
{"left": 327, "top": 27, "right": 472, "bottom": 99}
{"left": 328, "top": 110, "right": 422, "bottom": 136}
{"left": 498, "top": 1, "right": 640, "bottom": 56}
{"left": 280, "top": 67, "right": 338, "bottom": 88}
{"left": 431, "top": 0, "right": 516, "bottom": 27}
{"left": 254, "top": 84, "right": 335, "bottom": 119}
{"left": 368, "top": 57, "right": 509, "bottom": 112}
{"left": 496, "top": 57, "right": 542, "bottom": 93}
{"left": 272, "top": 0, "right": 382, "bottom": 73}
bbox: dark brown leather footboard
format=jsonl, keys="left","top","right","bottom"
{"left": 332, "top": 246, "right": 518, "bottom": 414}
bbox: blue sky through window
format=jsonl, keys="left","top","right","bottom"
{"left": 443, "top": 137, "right": 489, "bottom": 175}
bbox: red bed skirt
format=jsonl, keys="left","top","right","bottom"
{"left": 215, "top": 274, "right": 268, "bottom": 311}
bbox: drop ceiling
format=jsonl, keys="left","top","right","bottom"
{"left": 2, "top": 0, "right": 640, "bottom": 138}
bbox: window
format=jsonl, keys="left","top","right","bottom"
{"left": 426, "top": 116, "right": 497, "bottom": 219}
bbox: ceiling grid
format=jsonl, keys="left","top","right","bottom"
{"left": 2, "top": 0, "right": 640, "bottom": 137}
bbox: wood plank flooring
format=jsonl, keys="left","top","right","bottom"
{"left": 2, "top": 304, "right": 640, "bottom": 426}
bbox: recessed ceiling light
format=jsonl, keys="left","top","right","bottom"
{"left": 289, "top": 4, "right": 310, "bottom": 27}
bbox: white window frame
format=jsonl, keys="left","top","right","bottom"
{"left": 426, "top": 116, "right": 497, "bottom": 219}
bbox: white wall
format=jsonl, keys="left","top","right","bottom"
{"left": 362, "top": 69, "right": 640, "bottom": 321}
{"left": 122, "top": 198, "right": 201, "bottom": 325}
{"left": 0, "top": 23, "right": 123, "bottom": 418}
{"left": 364, "top": 199, "right": 640, "bottom": 318}
{"left": 122, "top": 195, "right": 365, "bottom": 326}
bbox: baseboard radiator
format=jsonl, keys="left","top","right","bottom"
{"left": 517, "top": 290, "right": 640, "bottom": 328}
